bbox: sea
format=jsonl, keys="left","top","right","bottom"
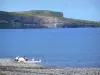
{"left": 0, "top": 28, "right": 100, "bottom": 67}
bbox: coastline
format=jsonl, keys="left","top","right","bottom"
{"left": 0, "top": 65, "right": 100, "bottom": 75}
{"left": 0, "top": 58, "right": 100, "bottom": 75}
{"left": 0, "top": 10, "right": 100, "bottom": 29}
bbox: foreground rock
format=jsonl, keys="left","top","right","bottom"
{"left": 0, "top": 66, "right": 100, "bottom": 75}
{"left": 0, "top": 58, "right": 100, "bottom": 75}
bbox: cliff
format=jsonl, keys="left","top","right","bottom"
{"left": 0, "top": 10, "right": 100, "bottom": 28}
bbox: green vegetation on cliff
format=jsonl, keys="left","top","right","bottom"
{"left": 0, "top": 10, "right": 100, "bottom": 28}
{"left": 16, "top": 10, "right": 63, "bottom": 17}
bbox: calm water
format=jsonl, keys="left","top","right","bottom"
{"left": 0, "top": 28, "right": 100, "bottom": 67}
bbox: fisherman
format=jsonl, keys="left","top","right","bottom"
{"left": 15, "top": 56, "right": 19, "bottom": 61}
{"left": 32, "top": 57, "right": 35, "bottom": 61}
{"left": 24, "top": 56, "right": 28, "bottom": 61}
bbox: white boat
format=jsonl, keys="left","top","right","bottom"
{"left": 24, "top": 60, "right": 41, "bottom": 64}
{"left": 15, "top": 56, "right": 41, "bottom": 64}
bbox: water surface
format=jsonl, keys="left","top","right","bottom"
{"left": 0, "top": 28, "right": 100, "bottom": 67}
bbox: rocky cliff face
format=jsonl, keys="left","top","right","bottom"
{"left": 0, "top": 10, "right": 100, "bottom": 28}
{"left": 11, "top": 15, "right": 63, "bottom": 28}
{"left": 0, "top": 11, "right": 64, "bottom": 28}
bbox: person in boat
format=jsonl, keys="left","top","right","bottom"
{"left": 32, "top": 57, "right": 35, "bottom": 61}
{"left": 15, "top": 56, "right": 28, "bottom": 62}
{"left": 24, "top": 56, "right": 28, "bottom": 61}
{"left": 15, "top": 56, "right": 19, "bottom": 61}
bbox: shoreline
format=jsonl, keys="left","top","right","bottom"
{"left": 0, "top": 65, "right": 100, "bottom": 75}
{"left": 0, "top": 58, "right": 100, "bottom": 75}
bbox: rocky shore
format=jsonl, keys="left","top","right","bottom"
{"left": 0, "top": 58, "right": 100, "bottom": 75}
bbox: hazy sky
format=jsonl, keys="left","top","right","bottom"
{"left": 0, "top": 0, "right": 100, "bottom": 21}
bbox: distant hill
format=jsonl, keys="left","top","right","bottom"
{"left": 16, "top": 10, "right": 63, "bottom": 17}
{"left": 0, "top": 10, "right": 100, "bottom": 28}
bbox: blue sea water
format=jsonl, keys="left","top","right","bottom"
{"left": 0, "top": 28, "right": 100, "bottom": 67}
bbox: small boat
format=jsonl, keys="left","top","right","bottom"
{"left": 15, "top": 56, "right": 41, "bottom": 64}
{"left": 32, "top": 58, "right": 41, "bottom": 64}
{"left": 24, "top": 60, "right": 41, "bottom": 64}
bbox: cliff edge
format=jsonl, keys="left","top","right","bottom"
{"left": 0, "top": 10, "right": 100, "bottom": 28}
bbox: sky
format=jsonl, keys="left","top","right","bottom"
{"left": 0, "top": 0, "right": 100, "bottom": 21}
